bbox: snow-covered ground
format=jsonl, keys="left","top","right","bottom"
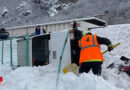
{"left": 0, "top": 24, "right": 130, "bottom": 90}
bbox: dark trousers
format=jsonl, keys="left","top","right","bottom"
{"left": 79, "top": 62, "right": 103, "bottom": 76}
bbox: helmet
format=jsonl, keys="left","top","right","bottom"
{"left": 82, "top": 30, "right": 91, "bottom": 37}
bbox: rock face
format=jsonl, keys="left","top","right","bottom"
{"left": 60, "top": 0, "right": 79, "bottom": 3}
{"left": 0, "top": 0, "right": 130, "bottom": 28}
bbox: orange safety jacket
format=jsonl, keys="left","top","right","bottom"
{"left": 78, "top": 34, "right": 104, "bottom": 65}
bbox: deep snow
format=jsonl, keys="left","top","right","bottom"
{"left": 0, "top": 24, "right": 130, "bottom": 90}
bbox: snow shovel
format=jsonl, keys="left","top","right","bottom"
{"left": 63, "top": 63, "right": 79, "bottom": 75}
{"left": 62, "top": 42, "right": 120, "bottom": 75}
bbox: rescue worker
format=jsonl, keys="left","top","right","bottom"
{"left": 73, "top": 21, "right": 82, "bottom": 41}
{"left": 78, "top": 30, "right": 113, "bottom": 75}
{"left": 42, "top": 28, "right": 46, "bottom": 33}
{"left": 35, "top": 25, "right": 41, "bottom": 35}
{"left": 72, "top": 21, "right": 82, "bottom": 65}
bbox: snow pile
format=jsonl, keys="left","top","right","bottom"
{"left": 91, "top": 24, "right": 130, "bottom": 90}
{"left": 59, "top": 73, "right": 123, "bottom": 90}
{"left": 0, "top": 65, "right": 123, "bottom": 90}
{"left": 0, "top": 24, "right": 130, "bottom": 90}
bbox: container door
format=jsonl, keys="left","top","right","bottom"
{"left": 32, "top": 34, "right": 50, "bottom": 66}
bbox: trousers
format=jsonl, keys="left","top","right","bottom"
{"left": 79, "top": 62, "right": 103, "bottom": 75}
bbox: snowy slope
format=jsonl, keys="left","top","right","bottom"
{"left": 0, "top": 0, "right": 130, "bottom": 28}
{"left": 0, "top": 24, "right": 130, "bottom": 90}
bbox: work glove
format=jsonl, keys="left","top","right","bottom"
{"left": 108, "top": 44, "right": 113, "bottom": 52}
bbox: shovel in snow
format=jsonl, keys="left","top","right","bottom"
{"left": 62, "top": 42, "right": 120, "bottom": 75}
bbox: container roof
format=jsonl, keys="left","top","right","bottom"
{"left": 7, "top": 17, "right": 106, "bottom": 30}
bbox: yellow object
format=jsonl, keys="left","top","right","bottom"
{"left": 63, "top": 63, "right": 79, "bottom": 75}
{"left": 82, "top": 30, "right": 91, "bottom": 37}
{"left": 102, "top": 43, "right": 120, "bottom": 54}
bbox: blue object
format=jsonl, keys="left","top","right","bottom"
{"left": 0, "top": 32, "right": 9, "bottom": 39}
{"left": 35, "top": 27, "right": 40, "bottom": 35}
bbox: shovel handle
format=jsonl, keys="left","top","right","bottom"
{"left": 102, "top": 43, "right": 120, "bottom": 55}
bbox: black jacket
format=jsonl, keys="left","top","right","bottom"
{"left": 97, "top": 36, "right": 111, "bottom": 46}
{"left": 73, "top": 29, "right": 82, "bottom": 41}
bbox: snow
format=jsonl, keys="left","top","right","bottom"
{"left": 47, "top": 2, "right": 72, "bottom": 17}
{"left": 0, "top": 24, "right": 130, "bottom": 90}
{"left": 48, "top": 7, "right": 58, "bottom": 17}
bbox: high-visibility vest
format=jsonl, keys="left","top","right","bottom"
{"left": 79, "top": 34, "right": 104, "bottom": 65}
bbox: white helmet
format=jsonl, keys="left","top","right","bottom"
{"left": 82, "top": 30, "right": 91, "bottom": 37}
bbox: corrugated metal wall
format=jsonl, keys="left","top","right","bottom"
{"left": 7, "top": 22, "right": 71, "bottom": 37}
{"left": 6, "top": 17, "right": 107, "bottom": 37}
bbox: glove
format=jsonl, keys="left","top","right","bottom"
{"left": 108, "top": 44, "right": 113, "bottom": 52}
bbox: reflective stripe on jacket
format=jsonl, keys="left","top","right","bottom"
{"left": 79, "top": 34, "right": 104, "bottom": 65}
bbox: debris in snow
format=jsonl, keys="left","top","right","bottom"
{"left": 22, "top": 10, "right": 31, "bottom": 16}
